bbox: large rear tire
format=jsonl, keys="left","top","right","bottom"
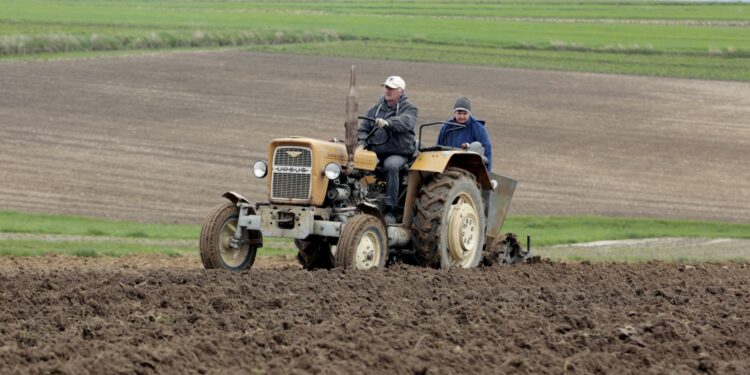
{"left": 200, "top": 202, "right": 260, "bottom": 272}
{"left": 412, "top": 168, "right": 486, "bottom": 269}
{"left": 336, "top": 214, "right": 388, "bottom": 270}
{"left": 295, "top": 237, "right": 335, "bottom": 270}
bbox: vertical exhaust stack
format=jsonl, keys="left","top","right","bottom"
{"left": 344, "top": 65, "right": 358, "bottom": 174}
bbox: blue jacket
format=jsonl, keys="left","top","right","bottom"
{"left": 437, "top": 115, "right": 493, "bottom": 170}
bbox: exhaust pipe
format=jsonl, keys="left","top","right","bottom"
{"left": 344, "top": 65, "right": 359, "bottom": 175}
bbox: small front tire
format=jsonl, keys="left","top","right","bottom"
{"left": 200, "top": 202, "right": 260, "bottom": 272}
{"left": 336, "top": 214, "right": 388, "bottom": 270}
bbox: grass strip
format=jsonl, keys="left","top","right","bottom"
{"left": 247, "top": 40, "right": 750, "bottom": 81}
{"left": 0, "top": 211, "right": 198, "bottom": 239}
{"left": 1, "top": 211, "right": 749, "bottom": 257}
{"left": 4, "top": 1, "right": 750, "bottom": 24}
{"left": 0, "top": 211, "right": 297, "bottom": 257}
{"left": 503, "top": 215, "right": 750, "bottom": 247}
{"left": 0, "top": 29, "right": 347, "bottom": 55}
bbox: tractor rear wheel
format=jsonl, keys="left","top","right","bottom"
{"left": 412, "top": 168, "right": 486, "bottom": 269}
{"left": 200, "top": 202, "right": 260, "bottom": 271}
{"left": 336, "top": 214, "right": 388, "bottom": 270}
{"left": 295, "top": 237, "right": 335, "bottom": 270}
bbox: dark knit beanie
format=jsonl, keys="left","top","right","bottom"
{"left": 453, "top": 96, "right": 471, "bottom": 112}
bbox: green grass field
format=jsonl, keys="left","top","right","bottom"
{"left": 2, "top": 0, "right": 749, "bottom": 80}
{"left": 1, "top": 211, "right": 748, "bottom": 259}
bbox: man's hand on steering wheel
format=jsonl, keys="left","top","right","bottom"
{"left": 358, "top": 115, "right": 392, "bottom": 147}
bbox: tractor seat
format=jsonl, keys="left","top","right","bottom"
{"left": 465, "top": 141, "right": 489, "bottom": 166}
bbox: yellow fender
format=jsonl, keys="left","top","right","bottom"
{"left": 410, "top": 150, "right": 491, "bottom": 189}
{"left": 401, "top": 151, "right": 492, "bottom": 228}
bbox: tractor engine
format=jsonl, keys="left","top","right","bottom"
{"left": 258, "top": 137, "right": 377, "bottom": 208}
{"left": 263, "top": 137, "right": 347, "bottom": 206}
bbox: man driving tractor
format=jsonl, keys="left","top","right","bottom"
{"left": 357, "top": 75, "right": 418, "bottom": 224}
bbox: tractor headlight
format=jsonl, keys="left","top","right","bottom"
{"left": 253, "top": 160, "right": 268, "bottom": 178}
{"left": 324, "top": 163, "right": 342, "bottom": 180}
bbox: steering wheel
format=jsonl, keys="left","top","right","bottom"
{"left": 358, "top": 116, "right": 391, "bottom": 147}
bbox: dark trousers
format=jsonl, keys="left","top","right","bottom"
{"left": 382, "top": 154, "right": 409, "bottom": 209}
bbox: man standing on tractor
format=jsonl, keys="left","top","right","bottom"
{"left": 358, "top": 75, "right": 418, "bottom": 223}
{"left": 437, "top": 96, "right": 493, "bottom": 171}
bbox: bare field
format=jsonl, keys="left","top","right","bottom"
{"left": 2, "top": 52, "right": 750, "bottom": 373}
{"left": 1, "top": 257, "right": 749, "bottom": 374}
{"left": 1, "top": 51, "right": 749, "bottom": 224}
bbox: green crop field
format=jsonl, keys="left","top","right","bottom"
{"left": 1, "top": 0, "right": 749, "bottom": 80}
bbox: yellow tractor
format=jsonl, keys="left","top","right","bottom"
{"left": 200, "top": 67, "right": 525, "bottom": 271}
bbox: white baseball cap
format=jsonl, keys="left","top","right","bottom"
{"left": 382, "top": 76, "right": 406, "bottom": 90}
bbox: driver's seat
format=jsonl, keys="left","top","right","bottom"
{"left": 466, "top": 141, "right": 489, "bottom": 166}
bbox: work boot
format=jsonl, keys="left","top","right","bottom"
{"left": 384, "top": 212, "right": 397, "bottom": 225}
{"left": 383, "top": 206, "right": 397, "bottom": 225}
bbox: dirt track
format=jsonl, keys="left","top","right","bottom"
{"left": 1, "top": 51, "right": 749, "bottom": 223}
{"left": 1, "top": 257, "right": 748, "bottom": 374}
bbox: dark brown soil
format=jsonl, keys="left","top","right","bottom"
{"left": 1, "top": 259, "right": 748, "bottom": 374}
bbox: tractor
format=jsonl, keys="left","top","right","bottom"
{"left": 199, "top": 67, "right": 527, "bottom": 271}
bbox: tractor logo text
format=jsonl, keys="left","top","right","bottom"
{"left": 273, "top": 166, "right": 311, "bottom": 174}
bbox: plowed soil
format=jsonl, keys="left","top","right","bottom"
{"left": 1, "top": 51, "right": 749, "bottom": 223}
{"left": 1, "top": 257, "right": 749, "bottom": 374}
{"left": 2, "top": 52, "right": 750, "bottom": 373}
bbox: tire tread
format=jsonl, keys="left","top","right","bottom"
{"left": 411, "top": 168, "right": 481, "bottom": 268}
{"left": 336, "top": 214, "right": 387, "bottom": 269}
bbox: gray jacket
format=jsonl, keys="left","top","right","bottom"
{"left": 358, "top": 95, "right": 418, "bottom": 157}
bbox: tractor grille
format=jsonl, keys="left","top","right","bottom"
{"left": 271, "top": 146, "right": 312, "bottom": 201}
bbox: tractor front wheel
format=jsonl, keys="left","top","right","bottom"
{"left": 200, "top": 202, "right": 260, "bottom": 271}
{"left": 336, "top": 214, "right": 388, "bottom": 270}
